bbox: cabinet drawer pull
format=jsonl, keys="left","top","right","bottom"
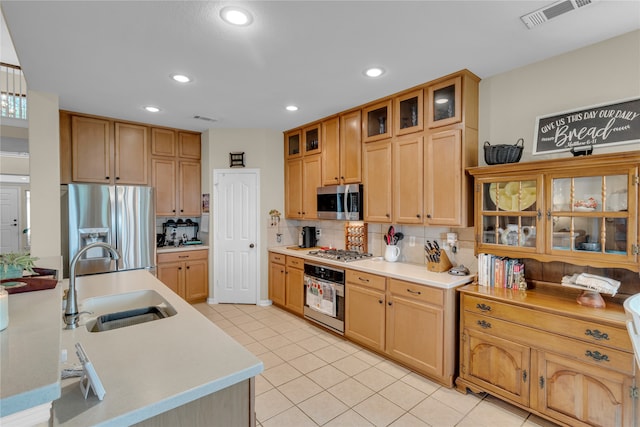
{"left": 178, "top": 255, "right": 189, "bottom": 258}
{"left": 476, "top": 303, "right": 491, "bottom": 312}
{"left": 585, "top": 329, "right": 610, "bottom": 341}
{"left": 358, "top": 277, "right": 370, "bottom": 283}
{"left": 585, "top": 350, "right": 609, "bottom": 362}
{"left": 406, "top": 289, "right": 421, "bottom": 295}
{"left": 477, "top": 320, "right": 491, "bottom": 329}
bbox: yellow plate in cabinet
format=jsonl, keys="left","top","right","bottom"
{"left": 489, "top": 182, "right": 536, "bottom": 211}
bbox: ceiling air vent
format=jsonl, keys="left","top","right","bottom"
{"left": 193, "top": 115, "right": 217, "bottom": 123}
{"left": 520, "top": 0, "right": 596, "bottom": 29}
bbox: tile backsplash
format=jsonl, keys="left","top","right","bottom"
{"left": 267, "top": 219, "right": 477, "bottom": 273}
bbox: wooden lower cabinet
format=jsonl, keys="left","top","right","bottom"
{"left": 268, "top": 252, "right": 304, "bottom": 314}
{"left": 457, "top": 285, "right": 638, "bottom": 427}
{"left": 345, "top": 270, "right": 386, "bottom": 351}
{"left": 157, "top": 249, "right": 208, "bottom": 303}
{"left": 345, "top": 271, "right": 459, "bottom": 386}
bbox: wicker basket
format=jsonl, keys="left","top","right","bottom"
{"left": 484, "top": 138, "right": 524, "bottom": 165}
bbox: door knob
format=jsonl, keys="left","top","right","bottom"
{"left": 249, "top": 243, "right": 255, "bottom": 248}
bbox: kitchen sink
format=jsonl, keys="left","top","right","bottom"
{"left": 80, "top": 290, "right": 177, "bottom": 332}
{"left": 87, "top": 306, "right": 172, "bottom": 332}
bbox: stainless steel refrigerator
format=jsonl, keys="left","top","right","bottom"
{"left": 61, "top": 184, "right": 155, "bottom": 278}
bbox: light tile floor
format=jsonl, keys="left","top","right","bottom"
{"left": 194, "top": 302, "right": 559, "bottom": 427}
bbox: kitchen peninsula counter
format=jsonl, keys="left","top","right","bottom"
{"left": 269, "top": 246, "right": 473, "bottom": 289}
{"left": 53, "top": 269, "right": 262, "bottom": 426}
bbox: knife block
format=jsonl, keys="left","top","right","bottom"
{"left": 427, "top": 250, "right": 452, "bottom": 272}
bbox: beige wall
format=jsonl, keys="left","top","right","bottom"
{"left": 203, "top": 128, "right": 284, "bottom": 303}
{"left": 28, "top": 90, "right": 61, "bottom": 270}
{"left": 479, "top": 30, "right": 640, "bottom": 164}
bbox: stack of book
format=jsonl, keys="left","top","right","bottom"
{"left": 477, "top": 253, "right": 525, "bottom": 289}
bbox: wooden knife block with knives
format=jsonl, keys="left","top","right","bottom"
{"left": 425, "top": 241, "right": 452, "bottom": 272}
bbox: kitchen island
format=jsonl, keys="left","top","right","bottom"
{"left": 2, "top": 269, "right": 263, "bottom": 427}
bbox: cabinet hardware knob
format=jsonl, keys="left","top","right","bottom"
{"left": 537, "top": 209, "right": 542, "bottom": 220}
{"left": 250, "top": 243, "right": 255, "bottom": 248}
{"left": 178, "top": 267, "right": 182, "bottom": 270}
{"left": 105, "top": 176, "right": 110, "bottom": 180}
{"left": 539, "top": 376, "right": 545, "bottom": 388}
{"left": 334, "top": 177, "right": 339, "bottom": 181}
{"left": 116, "top": 177, "right": 120, "bottom": 180}
{"left": 585, "top": 329, "right": 609, "bottom": 341}
{"left": 522, "top": 370, "right": 527, "bottom": 383}
{"left": 378, "top": 299, "right": 383, "bottom": 304}
{"left": 477, "top": 320, "right": 491, "bottom": 329}
{"left": 426, "top": 214, "right": 432, "bottom": 218}
{"left": 340, "top": 176, "right": 344, "bottom": 180}
{"left": 407, "top": 289, "right": 421, "bottom": 295}
{"left": 546, "top": 209, "right": 551, "bottom": 219}
{"left": 416, "top": 214, "right": 421, "bottom": 218}
{"left": 388, "top": 301, "right": 392, "bottom": 306}
{"left": 386, "top": 213, "right": 390, "bottom": 218}
{"left": 302, "top": 211, "right": 306, "bottom": 215}
{"left": 476, "top": 303, "right": 491, "bottom": 312}
{"left": 187, "top": 266, "right": 190, "bottom": 269}
{"left": 172, "top": 209, "right": 176, "bottom": 213}
{"left": 585, "top": 350, "right": 609, "bottom": 362}
{"left": 181, "top": 209, "right": 184, "bottom": 213}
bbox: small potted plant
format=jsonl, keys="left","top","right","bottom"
{"left": 1, "top": 252, "right": 38, "bottom": 281}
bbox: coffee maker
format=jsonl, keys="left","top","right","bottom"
{"left": 300, "top": 226, "right": 317, "bottom": 248}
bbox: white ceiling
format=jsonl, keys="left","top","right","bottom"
{"left": 1, "top": 1, "right": 639, "bottom": 133}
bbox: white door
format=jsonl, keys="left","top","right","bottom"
{"left": 213, "top": 169, "right": 260, "bottom": 304}
{"left": 0, "top": 187, "right": 21, "bottom": 254}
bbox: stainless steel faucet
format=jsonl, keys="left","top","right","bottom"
{"left": 63, "top": 242, "right": 120, "bottom": 329}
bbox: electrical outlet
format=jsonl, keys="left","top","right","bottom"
{"left": 409, "top": 236, "right": 416, "bottom": 247}
{"left": 316, "top": 229, "right": 322, "bottom": 238}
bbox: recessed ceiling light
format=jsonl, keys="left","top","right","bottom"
{"left": 364, "top": 67, "right": 385, "bottom": 78}
{"left": 435, "top": 98, "right": 449, "bottom": 104}
{"left": 171, "top": 74, "right": 192, "bottom": 83}
{"left": 144, "top": 106, "right": 161, "bottom": 113}
{"left": 220, "top": 6, "right": 253, "bottom": 26}
{"left": 286, "top": 105, "right": 298, "bottom": 112}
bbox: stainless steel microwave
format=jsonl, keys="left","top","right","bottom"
{"left": 317, "top": 184, "right": 363, "bottom": 220}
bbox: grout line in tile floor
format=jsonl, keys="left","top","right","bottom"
{"left": 194, "top": 302, "right": 559, "bottom": 427}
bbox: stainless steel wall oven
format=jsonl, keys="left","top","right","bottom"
{"left": 303, "top": 263, "right": 345, "bottom": 334}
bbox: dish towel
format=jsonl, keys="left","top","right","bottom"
{"left": 305, "top": 277, "right": 337, "bottom": 317}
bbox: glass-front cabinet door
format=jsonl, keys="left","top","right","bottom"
{"left": 394, "top": 89, "right": 423, "bottom": 136}
{"left": 285, "top": 130, "right": 302, "bottom": 159}
{"left": 303, "top": 124, "right": 321, "bottom": 155}
{"left": 362, "top": 100, "right": 393, "bottom": 143}
{"left": 546, "top": 168, "right": 636, "bottom": 263}
{"left": 427, "top": 76, "right": 461, "bottom": 128}
{"left": 477, "top": 176, "right": 543, "bottom": 254}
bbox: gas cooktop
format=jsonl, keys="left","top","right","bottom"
{"left": 307, "top": 249, "right": 373, "bottom": 262}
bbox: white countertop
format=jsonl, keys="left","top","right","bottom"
{"left": 52, "top": 269, "right": 262, "bottom": 426}
{"left": 0, "top": 283, "right": 62, "bottom": 417}
{"left": 157, "top": 245, "right": 209, "bottom": 254}
{"left": 269, "top": 246, "right": 474, "bottom": 289}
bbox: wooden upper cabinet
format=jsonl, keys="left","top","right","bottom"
{"left": 363, "top": 139, "right": 393, "bottom": 222}
{"left": 427, "top": 76, "right": 462, "bottom": 128}
{"left": 362, "top": 100, "right": 393, "bottom": 143}
{"left": 285, "top": 130, "right": 302, "bottom": 159}
{"left": 152, "top": 158, "right": 177, "bottom": 216}
{"left": 424, "top": 128, "right": 473, "bottom": 227}
{"left": 179, "top": 160, "right": 201, "bottom": 216}
{"left": 340, "top": 110, "right": 362, "bottom": 184}
{"left": 394, "top": 89, "right": 423, "bottom": 136}
{"left": 71, "top": 115, "right": 111, "bottom": 183}
{"left": 322, "top": 112, "right": 362, "bottom": 186}
{"left": 114, "top": 122, "right": 148, "bottom": 185}
{"left": 302, "top": 154, "right": 322, "bottom": 219}
{"left": 285, "top": 158, "right": 303, "bottom": 218}
{"left": 303, "top": 124, "right": 321, "bottom": 155}
{"left": 151, "top": 128, "right": 176, "bottom": 157}
{"left": 178, "top": 132, "right": 201, "bottom": 159}
{"left": 321, "top": 116, "right": 341, "bottom": 186}
{"left": 394, "top": 134, "right": 424, "bottom": 224}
